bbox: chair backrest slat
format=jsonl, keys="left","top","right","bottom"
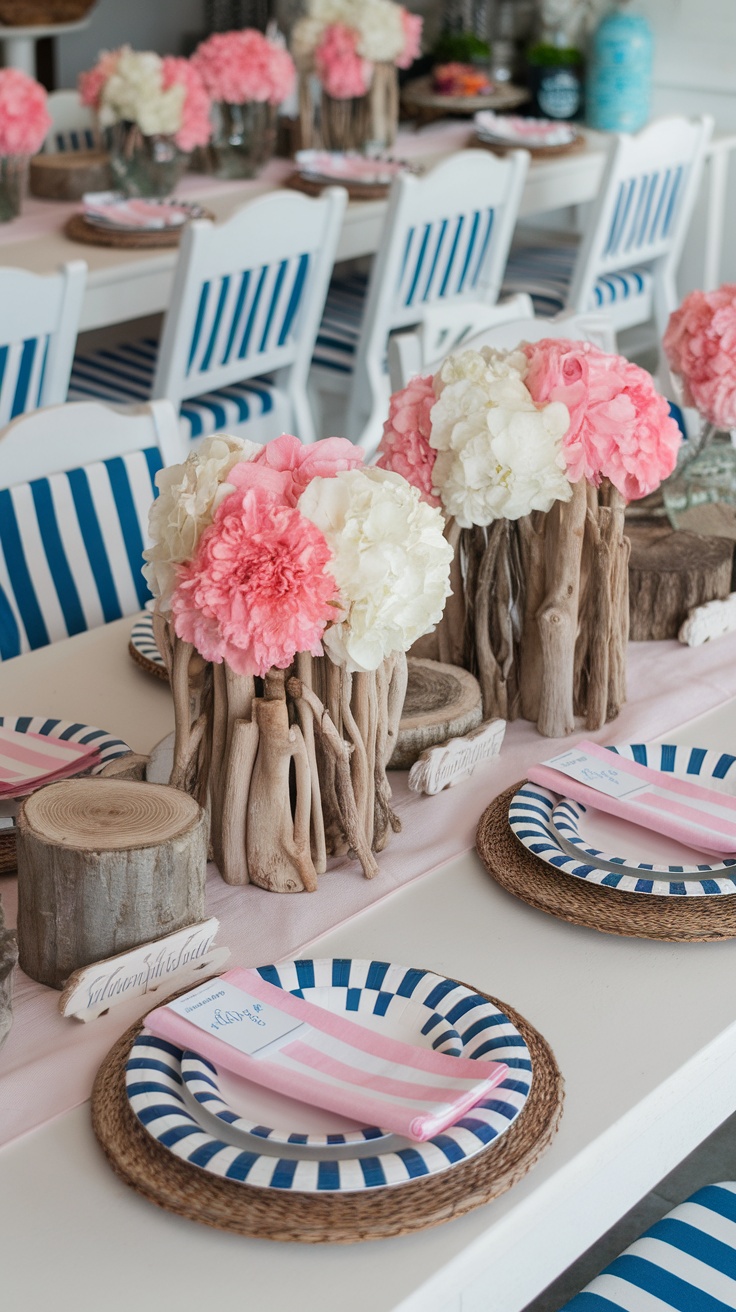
{"left": 0, "top": 264, "right": 87, "bottom": 425}
{"left": 44, "top": 90, "right": 99, "bottom": 154}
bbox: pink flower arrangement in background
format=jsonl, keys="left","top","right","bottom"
{"left": 78, "top": 47, "right": 121, "bottom": 111}
{"left": 160, "top": 56, "right": 213, "bottom": 152}
{"left": 523, "top": 338, "right": 681, "bottom": 501}
{"left": 377, "top": 374, "right": 439, "bottom": 507}
{"left": 397, "top": 11, "right": 423, "bottom": 69}
{"left": 78, "top": 46, "right": 213, "bottom": 151}
{"left": 315, "top": 24, "right": 372, "bottom": 99}
{"left": 193, "top": 29, "right": 296, "bottom": 106}
{"left": 663, "top": 284, "right": 736, "bottom": 431}
{"left": 0, "top": 69, "right": 51, "bottom": 157}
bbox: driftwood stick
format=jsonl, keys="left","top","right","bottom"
{"left": 323, "top": 659, "right": 348, "bottom": 855}
{"left": 247, "top": 694, "right": 317, "bottom": 893}
{"left": 372, "top": 660, "right": 392, "bottom": 851}
{"left": 295, "top": 652, "right": 326, "bottom": 875}
{"left": 152, "top": 606, "right": 173, "bottom": 676}
{"left": 219, "top": 718, "right": 259, "bottom": 886}
{"left": 437, "top": 518, "right": 465, "bottom": 667}
{"left": 607, "top": 487, "right": 630, "bottom": 720}
{"left": 517, "top": 512, "right": 547, "bottom": 724}
{"left": 474, "top": 521, "right": 508, "bottom": 719}
{"left": 583, "top": 505, "right": 614, "bottom": 731}
{"left": 537, "top": 482, "right": 588, "bottom": 738}
{"left": 350, "top": 671, "right": 375, "bottom": 838}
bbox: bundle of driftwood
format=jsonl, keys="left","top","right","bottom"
{"left": 154, "top": 612, "right": 407, "bottom": 892}
{"left": 298, "top": 63, "right": 398, "bottom": 152}
{"left": 429, "top": 480, "right": 629, "bottom": 739}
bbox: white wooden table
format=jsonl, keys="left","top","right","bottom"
{"left": 2, "top": 617, "right": 736, "bottom": 1312}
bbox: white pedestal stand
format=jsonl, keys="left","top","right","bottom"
{"left": 0, "top": 15, "right": 93, "bottom": 77}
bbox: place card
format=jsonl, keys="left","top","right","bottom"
{"left": 166, "top": 977, "right": 307, "bottom": 1058}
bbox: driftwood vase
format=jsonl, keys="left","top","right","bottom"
{"left": 154, "top": 611, "right": 407, "bottom": 892}
{"left": 298, "top": 63, "right": 399, "bottom": 152}
{"left": 426, "top": 480, "right": 630, "bottom": 739}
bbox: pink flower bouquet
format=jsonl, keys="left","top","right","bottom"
{"left": 663, "top": 285, "right": 736, "bottom": 432}
{"left": 79, "top": 47, "right": 212, "bottom": 154}
{"left": 0, "top": 69, "right": 51, "bottom": 158}
{"left": 192, "top": 29, "right": 296, "bottom": 107}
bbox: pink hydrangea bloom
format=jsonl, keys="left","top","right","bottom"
{"left": 396, "top": 11, "right": 423, "bottom": 70}
{"left": 523, "top": 338, "right": 681, "bottom": 501}
{"left": 315, "top": 24, "right": 372, "bottom": 99}
{"left": 663, "top": 285, "right": 736, "bottom": 430}
{"left": 239, "top": 432, "right": 364, "bottom": 501}
{"left": 171, "top": 483, "right": 336, "bottom": 677}
{"left": 161, "top": 56, "right": 213, "bottom": 152}
{"left": 193, "top": 29, "right": 295, "bottom": 106}
{"left": 0, "top": 69, "right": 51, "bottom": 157}
{"left": 376, "top": 375, "right": 440, "bottom": 507}
{"left": 78, "top": 48, "right": 122, "bottom": 111}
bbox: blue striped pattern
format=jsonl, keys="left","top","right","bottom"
{"left": 51, "top": 128, "right": 97, "bottom": 152}
{"left": 503, "top": 243, "right": 652, "bottom": 317}
{"left": 187, "top": 253, "right": 311, "bottom": 376}
{"left": 313, "top": 207, "right": 496, "bottom": 374}
{"left": 129, "top": 611, "right": 166, "bottom": 670}
{"left": 69, "top": 337, "right": 278, "bottom": 443}
{"left": 561, "top": 1183, "right": 736, "bottom": 1310}
{"left": 0, "top": 714, "right": 131, "bottom": 775}
{"left": 126, "top": 957, "right": 533, "bottom": 1194}
{"left": 0, "top": 335, "right": 51, "bottom": 426}
{"left": 0, "top": 447, "right": 161, "bottom": 660}
{"left": 603, "top": 167, "right": 685, "bottom": 259}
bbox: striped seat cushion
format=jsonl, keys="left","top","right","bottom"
{"left": 0, "top": 447, "right": 161, "bottom": 660}
{"left": 0, "top": 334, "right": 51, "bottom": 426}
{"left": 503, "top": 243, "right": 652, "bottom": 318}
{"left": 69, "top": 338, "right": 281, "bottom": 443}
{"left": 312, "top": 271, "right": 368, "bottom": 374}
{"left": 561, "top": 1182, "right": 736, "bottom": 1310}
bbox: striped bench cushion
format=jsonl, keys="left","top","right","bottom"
{"left": 69, "top": 338, "right": 281, "bottom": 443}
{"left": 312, "top": 271, "right": 368, "bottom": 374}
{"left": 562, "top": 1183, "right": 736, "bottom": 1310}
{"left": 0, "top": 447, "right": 161, "bottom": 660}
{"left": 502, "top": 244, "right": 652, "bottom": 318}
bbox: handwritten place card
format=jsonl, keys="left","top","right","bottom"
{"left": 408, "top": 719, "right": 506, "bottom": 795}
{"left": 166, "top": 978, "right": 307, "bottom": 1058}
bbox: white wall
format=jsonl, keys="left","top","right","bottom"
{"left": 56, "top": 0, "right": 205, "bottom": 87}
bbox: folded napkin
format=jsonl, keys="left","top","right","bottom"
{"left": 528, "top": 740, "right": 736, "bottom": 858}
{"left": 145, "top": 967, "right": 509, "bottom": 1142}
{"left": 0, "top": 726, "right": 100, "bottom": 798}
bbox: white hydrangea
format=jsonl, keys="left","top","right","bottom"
{"left": 430, "top": 347, "right": 573, "bottom": 528}
{"left": 294, "top": 0, "right": 406, "bottom": 65}
{"left": 298, "top": 466, "right": 453, "bottom": 673}
{"left": 99, "top": 48, "right": 184, "bottom": 137}
{"left": 142, "top": 434, "right": 260, "bottom": 612}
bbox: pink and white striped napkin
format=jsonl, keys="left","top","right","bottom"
{"left": 145, "top": 967, "right": 509, "bottom": 1142}
{"left": 528, "top": 740, "right": 736, "bottom": 857}
{"left": 0, "top": 726, "right": 100, "bottom": 798}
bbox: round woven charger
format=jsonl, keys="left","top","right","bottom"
{"left": 474, "top": 131, "right": 586, "bottom": 159}
{"left": 284, "top": 171, "right": 390, "bottom": 202}
{"left": 91, "top": 986, "right": 563, "bottom": 1243}
{"left": 64, "top": 211, "right": 214, "bottom": 250}
{"left": 477, "top": 784, "right": 736, "bottom": 942}
{"left": 0, "top": 831, "right": 16, "bottom": 875}
{"left": 127, "top": 641, "right": 169, "bottom": 683}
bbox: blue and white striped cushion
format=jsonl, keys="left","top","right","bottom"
{"left": 0, "top": 447, "right": 161, "bottom": 660}
{"left": 503, "top": 243, "right": 652, "bottom": 318}
{"left": 187, "top": 253, "right": 311, "bottom": 378}
{"left": 0, "top": 336, "right": 51, "bottom": 425}
{"left": 561, "top": 1183, "right": 736, "bottom": 1310}
{"left": 312, "top": 272, "right": 368, "bottom": 373}
{"left": 69, "top": 338, "right": 279, "bottom": 443}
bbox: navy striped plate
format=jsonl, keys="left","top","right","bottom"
{"left": 510, "top": 743, "right": 736, "bottom": 897}
{"left": 129, "top": 613, "right": 165, "bottom": 671}
{"left": 125, "top": 957, "right": 533, "bottom": 1194}
{"left": 0, "top": 715, "right": 131, "bottom": 795}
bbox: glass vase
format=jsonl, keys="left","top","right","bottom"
{"left": 209, "top": 101, "right": 277, "bottom": 179}
{"left": 663, "top": 422, "right": 736, "bottom": 539}
{"left": 106, "top": 122, "right": 189, "bottom": 198}
{"left": 0, "top": 155, "right": 28, "bottom": 223}
{"left": 305, "top": 63, "right": 399, "bottom": 155}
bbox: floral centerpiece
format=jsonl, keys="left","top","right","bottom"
{"left": 79, "top": 47, "right": 212, "bottom": 196}
{"left": 192, "top": 29, "right": 296, "bottom": 179}
{"left": 144, "top": 431, "right": 452, "bottom": 892}
{"left": 292, "top": 0, "right": 422, "bottom": 152}
{"left": 378, "top": 340, "right": 681, "bottom": 737}
{"left": 0, "top": 69, "right": 51, "bottom": 222}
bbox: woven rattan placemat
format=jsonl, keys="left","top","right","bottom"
{"left": 127, "top": 642, "right": 169, "bottom": 682}
{"left": 64, "top": 211, "right": 214, "bottom": 249}
{"left": 91, "top": 987, "right": 563, "bottom": 1243}
{"left": 477, "top": 784, "right": 736, "bottom": 942}
{"left": 284, "top": 171, "right": 390, "bottom": 202}
{"left": 0, "top": 830, "right": 15, "bottom": 875}
{"left": 474, "top": 132, "right": 585, "bottom": 159}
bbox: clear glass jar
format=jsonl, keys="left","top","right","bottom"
{"left": 106, "top": 122, "right": 189, "bottom": 198}
{"left": 0, "top": 155, "right": 28, "bottom": 223}
{"left": 209, "top": 101, "right": 277, "bottom": 179}
{"left": 663, "top": 425, "right": 736, "bottom": 539}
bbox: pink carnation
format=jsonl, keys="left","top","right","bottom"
{"left": 171, "top": 483, "right": 336, "bottom": 677}
{"left": 0, "top": 69, "right": 51, "bottom": 157}
{"left": 663, "top": 285, "right": 736, "bottom": 431}
{"left": 161, "top": 56, "right": 213, "bottom": 152}
{"left": 193, "top": 29, "right": 295, "bottom": 106}
{"left": 376, "top": 375, "right": 440, "bottom": 507}
{"left": 78, "top": 48, "right": 121, "bottom": 111}
{"left": 396, "top": 11, "right": 423, "bottom": 70}
{"left": 315, "top": 24, "right": 372, "bottom": 99}
{"left": 228, "top": 432, "right": 364, "bottom": 507}
{"left": 523, "top": 338, "right": 681, "bottom": 501}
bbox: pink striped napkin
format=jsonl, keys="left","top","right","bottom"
{"left": 528, "top": 740, "right": 736, "bottom": 857}
{"left": 145, "top": 967, "right": 509, "bottom": 1142}
{"left": 0, "top": 727, "right": 100, "bottom": 798}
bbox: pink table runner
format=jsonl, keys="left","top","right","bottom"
{"left": 1, "top": 632, "right": 734, "bottom": 1148}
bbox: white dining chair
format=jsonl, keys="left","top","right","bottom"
{"left": 310, "top": 148, "right": 529, "bottom": 455}
{"left": 0, "top": 263, "right": 87, "bottom": 427}
{"left": 0, "top": 399, "right": 183, "bottom": 660}
{"left": 69, "top": 188, "right": 347, "bottom": 448}
{"left": 503, "top": 115, "right": 714, "bottom": 340}
{"left": 43, "top": 89, "right": 99, "bottom": 154}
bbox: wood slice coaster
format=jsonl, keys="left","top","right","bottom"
{"left": 477, "top": 785, "right": 736, "bottom": 942}
{"left": 0, "top": 830, "right": 16, "bottom": 875}
{"left": 627, "top": 524, "right": 733, "bottom": 641}
{"left": 390, "top": 658, "right": 483, "bottom": 769}
{"left": 284, "top": 170, "right": 390, "bottom": 201}
{"left": 64, "top": 211, "right": 214, "bottom": 250}
{"left": 128, "top": 640, "right": 169, "bottom": 682}
{"left": 91, "top": 986, "right": 563, "bottom": 1243}
{"left": 473, "top": 131, "right": 586, "bottom": 159}
{"left": 30, "top": 151, "right": 111, "bottom": 201}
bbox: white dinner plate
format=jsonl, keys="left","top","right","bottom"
{"left": 129, "top": 612, "right": 165, "bottom": 672}
{"left": 0, "top": 714, "right": 132, "bottom": 812}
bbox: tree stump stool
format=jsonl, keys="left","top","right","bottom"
{"left": 16, "top": 778, "right": 207, "bottom": 989}
{"left": 389, "top": 659, "right": 483, "bottom": 769}
{"left": 628, "top": 524, "right": 734, "bottom": 641}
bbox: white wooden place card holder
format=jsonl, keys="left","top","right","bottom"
{"left": 679, "top": 593, "right": 736, "bottom": 647}
{"left": 408, "top": 719, "right": 506, "bottom": 795}
{"left": 59, "top": 917, "right": 230, "bottom": 1022}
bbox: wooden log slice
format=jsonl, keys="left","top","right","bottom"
{"left": 389, "top": 658, "right": 483, "bottom": 770}
{"left": 30, "top": 151, "right": 111, "bottom": 201}
{"left": 627, "top": 524, "right": 734, "bottom": 641}
{"left": 16, "top": 779, "right": 207, "bottom": 990}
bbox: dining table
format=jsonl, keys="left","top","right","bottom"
{"left": 4, "top": 613, "right": 736, "bottom": 1312}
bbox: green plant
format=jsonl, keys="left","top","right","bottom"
{"left": 432, "top": 32, "right": 492, "bottom": 65}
